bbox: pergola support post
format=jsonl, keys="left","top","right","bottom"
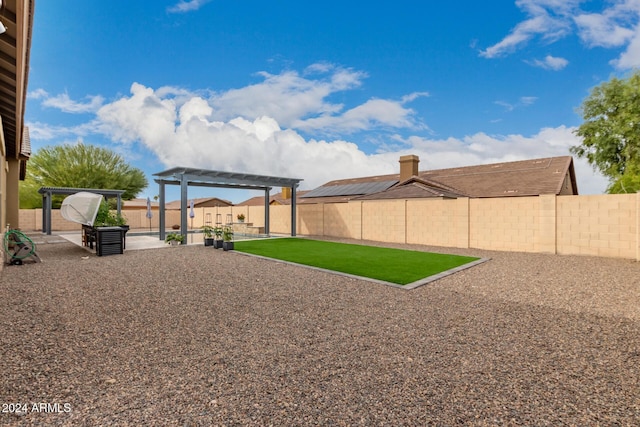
{"left": 158, "top": 181, "right": 166, "bottom": 240}
{"left": 180, "top": 175, "right": 188, "bottom": 242}
{"left": 264, "top": 187, "right": 270, "bottom": 236}
{"left": 42, "top": 191, "right": 52, "bottom": 235}
{"left": 291, "top": 185, "right": 297, "bottom": 237}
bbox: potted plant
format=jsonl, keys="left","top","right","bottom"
{"left": 165, "top": 232, "right": 185, "bottom": 246}
{"left": 201, "top": 225, "right": 215, "bottom": 247}
{"left": 222, "top": 226, "right": 234, "bottom": 251}
{"left": 213, "top": 225, "right": 223, "bottom": 249}
{"left": 237, "top": 213, "right": 245, "bottom": 223}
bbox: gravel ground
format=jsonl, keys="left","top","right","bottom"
{"left": 1, "top": 237, "right": 639, "bottom": 426}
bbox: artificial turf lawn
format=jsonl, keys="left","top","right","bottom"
{"left": 234, "top": 238, "right": 480, "bottom": 285}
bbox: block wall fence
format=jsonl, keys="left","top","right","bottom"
{"left": 18, "top": 193, "right": 640, "bottom": 260}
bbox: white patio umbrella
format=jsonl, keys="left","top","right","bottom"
{"left": 145, "top": 197, "right": 153, "bottom": 232}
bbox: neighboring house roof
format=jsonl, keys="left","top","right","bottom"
{"left": 303, "top": 156, "right": 578, "bottom": 203}
{"left": 417, "top": 156, "right": 577, "bottom": 198}
{"left": 164, "top": 197, "right": 233, "bottom": 210}
{"left": 355, "top": 177, "right": 466, "bottom": 200}
{"left": 123, "top": 198, "right": 160, "bottom": 210}
{"left": 236, "top": 190, "right": 311, "bottom": 206}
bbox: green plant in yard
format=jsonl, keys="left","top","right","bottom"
{"left": 165, "top": 232, "right": 185, "bottom": 244}
{"left": 200, "top": 225, "right": 215, "bottom": 238}
{"left": 213, "top": 226, "right": 223, "bottom": 239}
{"left": 94, "top": 200, "right": 127, "bottom": 226}
{"left": 222, "top": 226, "right": 234, "bottom": 242}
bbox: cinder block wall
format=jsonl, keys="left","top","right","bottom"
{"left": 470, "top": 197, "right": 541, "bottom": 253}
{"left": 407, "top": 198, "right": 469, "bottom": 248}
{"left": 323, "top": 203, "right": 356, "bottom": 238}
{"left": 296, "top": 204, "right": 323, "bottom": 235}
{"left": 18, "top": 193, "right": 640, "bottom": 260}
{"left": 362, "top": 200, "right": 406, "bottom": 243}
{"left": 556, "top": 194, "right": 636, "bottom": 259}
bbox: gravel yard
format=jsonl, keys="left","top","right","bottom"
{"left": 1, "top": 238, "right": 639, "bottom": 426}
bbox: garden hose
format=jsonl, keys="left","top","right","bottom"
{"left": 3, "top": 229, "right": 36, "bottom": 260}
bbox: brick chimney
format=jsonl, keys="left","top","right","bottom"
{"left": 399, "top": 155, "right": 420, "bottom": 182}
{"left": 281, "top": 187, "right": 292, "bottom": 199}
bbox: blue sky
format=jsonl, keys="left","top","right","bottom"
{"left": 26, "top": 0, "right": 638, "bottom": 202}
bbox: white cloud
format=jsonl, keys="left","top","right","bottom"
{"left": 528, "top": 54, "right": 569, "bottom": 70}
{"left": 519, "top": 96, "right": 538, "bottom": 105}
{"left": 88, "top": 81, "right": 606, "bottom": 194}
{"left": 27, "top": 88, "right": 49, "bottom": 99}
{"left": 167, "top": 0, "right": 211, "bottom": 14}
{"left": 480, "top": 9, "right": 572, "bottom": 58}
{"left": 30, "top": 64, "right": 608, "bottom": 196}
{"left": 208, "top": 66, "right": 368, "bottom": 127}
{"left": 36, "top": 91, "right": 104, "bottom": 114}
{"left": 481, "top": 0, "right": 640, "bottom": 70}
{"left": 611, "top": 26, "right": 640, "bottom": 68}
{"left": 574, "top": 11, "right": 635, "bottom": 48}
{"left": 25, "top": 121, "right": 95, "bottom": 140}
{"left": 293, "top": 98, "right": 425, "bottom": 134}
{"left": 494, "top": 96, "right": 538, "bottom": 111}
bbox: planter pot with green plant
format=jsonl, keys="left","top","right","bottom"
{"left": 213, "top": 226, "right": 223, "bottom": 249}
{"left": 165, "top": 232, "right": 185, "bottom": 246}
{"left": 201, "top": 225, "right": 215, "bottom": 247}
{"left": 222, "top": 226, "right": 234, "bottom": 251}
{"left": 87, "top": 200, "right": 129, "bottom": 252}
{"left": 237, "top": 213, "right": 245, "bottom": 223}
{"left": 94, "top": 200, "right": 128, "bottom": 228}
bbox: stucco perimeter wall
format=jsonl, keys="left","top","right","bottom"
{"left": 556, "top": 194, "right": 637, "bottom": 259}
{"left": 362, "top": 200, "right": 406, "bottom": 243}
{"left": 279, "top": 193, "right": 638, "bottom": 260}
{"left": 19, "top": 209, "right": 181, "bottom": 232}
{"left": 19, "top": 193, "right": 640, "bottom": 260}
{"left": 407, "top": 198, "right": 470, "bottom": 248}
{"left": 469, "top": 196, "right": 542, "bottom": 253}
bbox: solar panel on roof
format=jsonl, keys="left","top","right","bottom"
{"left": 302, "top": 180, "right": 397, "bottom": 198}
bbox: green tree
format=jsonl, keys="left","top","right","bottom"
{"left": 571, "top": 71, "right": 640, "bottom": 193}
{"left": 19, "top": 143, "right": 148, "bottom": 208}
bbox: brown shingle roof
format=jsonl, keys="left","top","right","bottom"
{"left": 419, "top": 156, "right": 577, "bottom": 197}
{"left": 355, "top": 177, "right": 466, "bottom": 200}
{"left": 236, "top": 190, "right": 311, "bottom": 206}
{"left": 123, "top": 198, "right": 160, "bottom": 210}
{"left": 164, "top": 197, "right": 233, "bottom": 210}
{"left": 307, "top": 156, "right": 578, "bottom": 202}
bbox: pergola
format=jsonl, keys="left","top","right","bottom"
{"left": 38, "top": 187, "right": 125, "bottom": 235}
{"left": 153, "top": 167, "right": 303, "bottom": 241}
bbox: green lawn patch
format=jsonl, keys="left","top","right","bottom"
{"left": 234, "top": 238, "right": 480, "bottom": 286}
